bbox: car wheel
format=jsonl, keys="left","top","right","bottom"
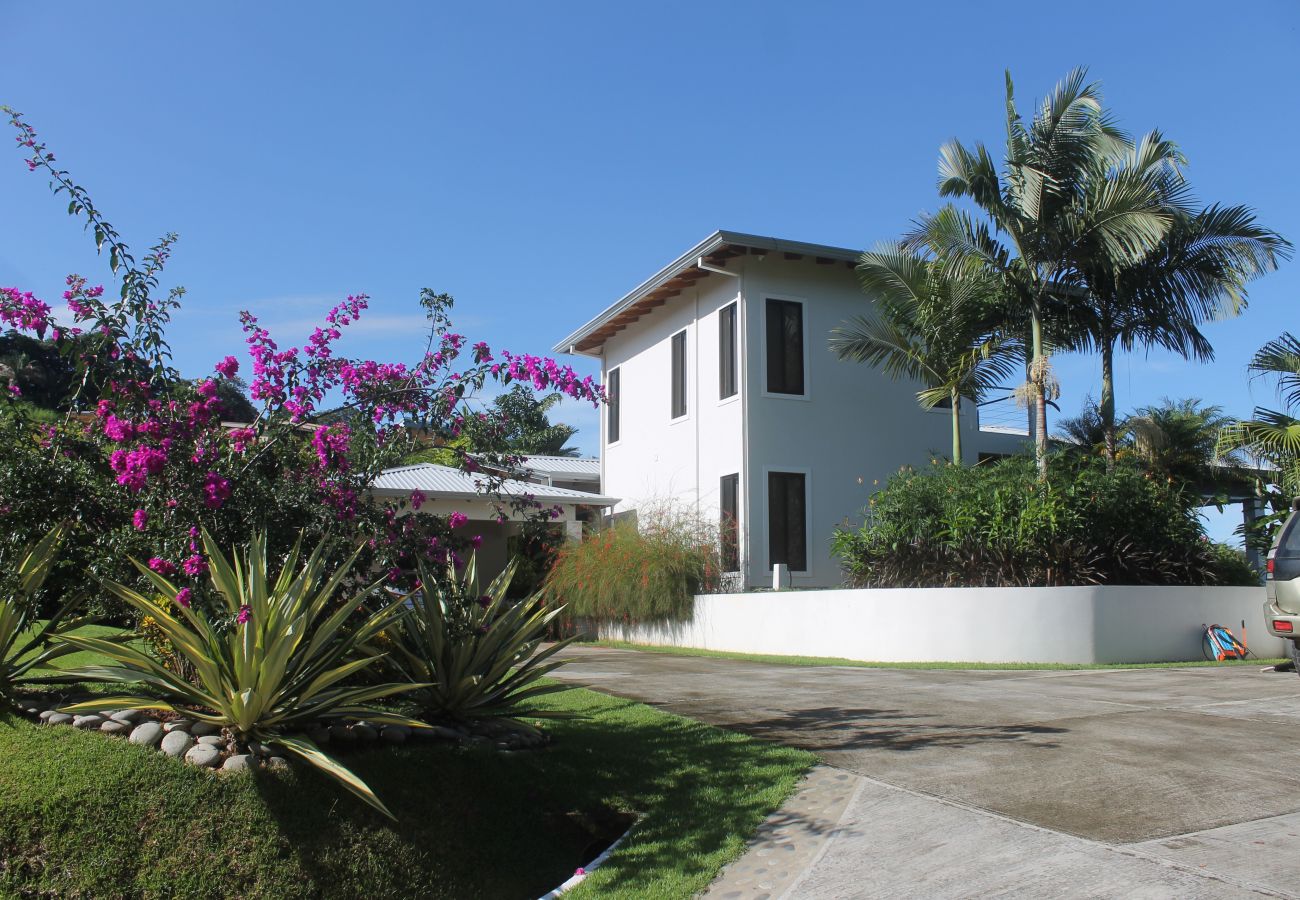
{"left": 1291, "top": 639, "right": 1300, "bottom": 676}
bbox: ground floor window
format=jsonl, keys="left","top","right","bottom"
{"left": 720, "top": 473, "right": 739, "bottom": 572}
{"left": 767, "top": 471, "right": 807, "bottom": 572}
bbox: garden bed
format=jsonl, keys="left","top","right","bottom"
{"left": 0, "top": 685, "right": 812, "bottom": 899}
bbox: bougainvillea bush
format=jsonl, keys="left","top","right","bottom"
{"left": 0, "top": 107, "right": 603, "bottom": 622}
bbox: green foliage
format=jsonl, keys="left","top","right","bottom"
{"left": 544, "top": 505, "right": 723, "bottom": 623}
{"left": 379, "top": 555, "right": 574, "bottom": 728}
{"left": 832, "top": 454, "right": 1246, "bottom": 587}
{"left": 57, "top": 531, "right": 426, "bottom": 820}
{"left": 464, "top": 384, "right": 581, "bottom": 456}
{"left": 0, "top": 524, "right": 85, "bottom": 705}
{"left": 0, "top": 687, "right": 812, "bottom": 899}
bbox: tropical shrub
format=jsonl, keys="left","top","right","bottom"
{"left": 544, "top": 504, "right": 723, "bottom": 622}
{"left": 57, "top": 531, "right": 426, "bottom": 820}
{"left": 379, "top": 555, "right": 573, "bottom": 731}
{"left": 0, "top": 107, "right": 603, "bottom": 621}
{"left": 832, "top": 454, "right": 1252, "bottom": 587}
{"left": 0, "top": 524, "right": 86, "bottom": 706}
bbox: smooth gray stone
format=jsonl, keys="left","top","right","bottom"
{"left": 110, "top": 710, "right": 142, "bottom": 724}
{"left": 381, "top": 726, "right": 410, "bottom": 745}
{"left": 184, "top": 744, "right": 221, "bottom": 768}
{"left": 221, "top": 754, "right": 254, "bottom": 773}
{"left": 129, "top": 722, "right": 164, "bottom": 746}
{"left": 352, "top": 724, "right": 378, "bottom": 742}
{"left": 329, "top": 725, "right": 357, "bottom": 744}
{"left": 160, "top": 730, "right": 194, "bottom": 758}
{"left": 100, "top": 720, "right": 130, "bottom": 735}
{"left": 197, "top": 735, "right": 224, "bottom": 746}
{"left": 163, "top": 719, "right": 192, "bottom": 733}
{"left": 189, "top": 721, "right": 219, "bottom": 737}
{"left": 44, "top": 712, "right": 73, "bottom": 726}
{"left": 250, "top": 742, "right": 276, "bottom": 757}
{"left": 73, "top": 714, "right": 104, "bottom": 729}
{"left": 38, "top": 709, "right": 57, "bottom": 722}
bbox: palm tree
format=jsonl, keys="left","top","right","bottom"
{"left": 1067, "top": 137, "right": 1290, "bottom": 462}
{"left": 830, "top": 240, "right": 1020, "bottom": 464}
{"left": 922, "top": 68, "right": 1175, "bottom": 478}
{"left": 1219, "top": 333, "right": 1300, "bottom": 495}
{"left": 1127, "top": 398, "right": 1245, "bottom": 492}
{"left": 1054, "top": 396, "right": 1108, "bottom": 455}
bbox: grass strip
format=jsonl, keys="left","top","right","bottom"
{"left": 591, "top": 640, "right": 1286, "bottom": 671}
{"left": 0, "top": 685, "right": 811, "bottom": 899}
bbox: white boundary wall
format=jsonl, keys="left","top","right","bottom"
{"left": 598, "top": 586, "right": 1285, "bottom": 665}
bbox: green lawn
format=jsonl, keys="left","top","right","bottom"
{"left": 26, "top": 620, "right": 129, "bottom": 670}
{"left": 591, "top": 640, "right": 1286, "bottom": 671}
{"left": 0, "top": 686, "right": 812, "bottom": 899}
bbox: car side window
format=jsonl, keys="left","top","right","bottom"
{"left": 1279, "top": 516, "right": 1300, "bottom": 557}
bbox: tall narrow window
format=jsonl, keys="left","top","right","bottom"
{"left": 765, "top": 299, "right": 804, "bottom": 395}
{"left": 606, "top": 367, "right": 620, "bottom": 444}
{"left": 719, "top": 302, "right": 737, "bottom": 400}
{"left": 671, "top": 330, "right": 687, "bottom": 419}
{"left": 720, "top": 473, "right": 740, "bottom": 572}
{"left": 767, "top": 471, "right": 807, "bottom": 571}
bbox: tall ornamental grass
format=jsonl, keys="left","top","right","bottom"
{"left": 544, "top": 505, "right": 722, "bottom": 623}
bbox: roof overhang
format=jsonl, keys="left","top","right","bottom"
{"left": 553, "top": 230, "right": 861, "bottom": 357}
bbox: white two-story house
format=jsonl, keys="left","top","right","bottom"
{"left": 555, "top": 230, "right": 1026, "bottom": 588}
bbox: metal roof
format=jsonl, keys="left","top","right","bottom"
{"left": 371, "top": 463, "right": 616, "bottom": 506}
{"left": 553, "top": 229, "right": 862, "bottom": 356}
{"left": 516, "top": 455, "right": 600, "bottom": 481}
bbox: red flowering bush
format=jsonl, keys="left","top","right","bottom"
{"left": 0, "top": 107, "right": 603, "bottom": 620}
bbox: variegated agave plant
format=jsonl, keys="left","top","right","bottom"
{"left": 58, "top": 530, "right": 428, "bottom": 820}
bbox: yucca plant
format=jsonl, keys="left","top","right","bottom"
{"left": 381, "top": 554, "right": 574, "bottom": 732}
{"left": 57, "top": 530, "right": 428, "bottom": 820}
{"left": 0, "top": 523, "right": 86, "bottom": 707}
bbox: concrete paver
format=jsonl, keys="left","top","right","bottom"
{"left": 553, "top": 646, "right": 1300, "bottom": 897}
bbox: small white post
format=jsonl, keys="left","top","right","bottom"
{"left": 772, "top": 563, "right": 785, "bottom": 591}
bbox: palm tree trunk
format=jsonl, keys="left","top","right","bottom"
{"left": 1100, "top": 336, "right": 1117, "bottom": 466}
{"left": 951, "top": 389, "right": 963, "bottom": 465}
{"left": 1031, "top": 309, "right": 1048, "bottom": 480}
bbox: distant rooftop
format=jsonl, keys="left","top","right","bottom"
{"left": 371, "top": 463, "right": 616, "bottom": 506}
{"left": 515, "top": 455, "right": 600, "bottom": 482}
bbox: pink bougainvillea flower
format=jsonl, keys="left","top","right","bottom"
{"left": 409, "top": 490, "right": 426, "bottom": 510}
{"left": 175, "top": 588, "right": 192, "bottom": 608}
{"left": 448, "top": 511, "right": 468, "bottom": 529}
{"left": 214, "top": 355, "right": 239, "bottom": 378}
{"left": 236, "top": 604, "right": 251, "bottom": 624}
{"left": 132, "top": 509, "right": 148, "bottom": 531}
{"left": 182, "top": 554, "right": 208, "bottom": 577}
{"left": 148, "top": 557, "right": 177, "bottom": 576}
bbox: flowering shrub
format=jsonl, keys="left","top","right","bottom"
{"left": 831, "top": 454, "right": 1258, "bottom": 587}
{"left": 543, "top": 503, "right": 723, "bottom": 623}
{"left": 0, "top": 107, "right": 603, "bottom": 619}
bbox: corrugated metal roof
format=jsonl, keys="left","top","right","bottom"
{"left": 517, "top": 456, "right": 600, "bottom": 480}
{"left": 553, "top": 229, "right": 861, "bottom": 355}
{"left": 371, "top": 463, "right": 616, "bottom": 506}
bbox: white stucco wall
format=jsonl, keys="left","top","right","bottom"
{"left": 599, "top": 586, "right": 1285, "bottom": 665}
{"left": 601, "top": 274, "right": 745, "bottom": 553}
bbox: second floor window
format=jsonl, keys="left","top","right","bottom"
{"left": 607, "top": 367, "right": 620, "bottom": 443}
{"left": 765, "top": 298, "right": 804, "bottom": 395}
{"left": 671, "top": 330, "right": 687, "bottom": 419}
{"left": 719, "top": 302, "right": 737, "bottom": 400}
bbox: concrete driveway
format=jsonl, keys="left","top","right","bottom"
{"left": 553, "top": 645, "right": 1300, "bottom": 898}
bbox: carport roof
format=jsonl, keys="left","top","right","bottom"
{"left": 370, "top": 463, "right": 616, "bottom": 506}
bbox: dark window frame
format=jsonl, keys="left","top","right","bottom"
{"left": 606, "top": 367, "right": 620, "bottom": 444}
{"left": 765, "top": 298, "right": 805, "bottom": 396}
{"left": 767, "top": 470, "right": 808, "bottom": 572}
{"left": 670, "top": 329, "right": 688, "bottom": 420}
{"left": 720, "top": 473, "right": 740, "bottom": 572}
{"left": 719, "top": 302, "right": 738, "bottom": 400}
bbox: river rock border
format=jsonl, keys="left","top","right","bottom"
{"left": 16, "top": 696, "right": 547, "bottom": 774}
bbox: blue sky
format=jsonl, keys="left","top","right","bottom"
{"left": 3, "top": 2, "right": 1297, "bottom": 541}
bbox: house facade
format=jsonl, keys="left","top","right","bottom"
{"left": 555, "top": 230, "right": 1025, "bottom": 588}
